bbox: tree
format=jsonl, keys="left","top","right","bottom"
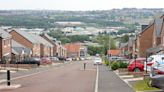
{"left": 121, "top": 35, "right": 129, "bottom": 43}
{"left": 95, "top": 34, "right": 116, "bottom": 55}
{"left": 88, "top": 46, "right": 104, "bottom": 56}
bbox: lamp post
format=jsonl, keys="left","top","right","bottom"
{"left": 134, "top": 53, "right": 137, "bottom": 72}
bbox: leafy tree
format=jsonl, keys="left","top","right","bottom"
{"left": 87, "top": 46, "right": 104, "bottom": 56}
{"left": 95, "top": 34, "right": 116, "bottom": 55}
{"left": 120, "top": 35, "right": 129, "bottom": 43}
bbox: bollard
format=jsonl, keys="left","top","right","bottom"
{"left": 84, "top": 63, "right": 86, "bottom": 70}
{"left": 7, "top": 70, "right": 10, "bottom": 86}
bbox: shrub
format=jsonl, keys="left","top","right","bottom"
{"left": 105, "top": 61, "right": 109, "bottom": 66}
{"left": 119, "top": 62, "right": 128, "bottom": 68}
{"left": 103, "top": 56, "right": 110, "bottom": 66}
{"left": 111, "top": 62, "right": 119, "bottom": 70}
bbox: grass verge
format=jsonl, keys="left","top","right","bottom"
{"left": 133, "top": 79, "right": 161, "bottom": 91}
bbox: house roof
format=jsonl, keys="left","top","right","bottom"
{"left": 64, "top": 43, "right": 81, "bottom": 53}
{"left": 40, "top": 33, "right": 57, "bottom": 46}
{"left": 31, "top": 34, "right": 53, "bottom": 47}
{"left": 41, "top": 33, "right": 54, "bottom": 40}
{"left": 140, "top": 21, "right": 154, "bottom": 35}
{"left": 108, "top": 50, "right": 121, "bottom": 56}
{"left": 12, "top": 40, "right": 25, "bottom": 48}
{"left": 12, "top": 40, "right": 32, "bottom": 55}
{"left": 154, "top": 18, "right": 163, "bottom": 37}
{"left": 0, "top": 29, "right": 11, "bottom": 39}
{"left": 11, "top": 30, "right": 53, "bottom": 47}
{"left": 11, "top": 30, "right": 39, "bottom": 44}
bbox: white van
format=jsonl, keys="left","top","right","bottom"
{"left": 144, "top": 55, "right": 164, "bottom": 72}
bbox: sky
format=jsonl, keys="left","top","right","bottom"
{"left": 0, "top": 0, "right": 164, "bottom": 11}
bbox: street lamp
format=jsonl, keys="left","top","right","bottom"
{"left": 134, "top": 53, "right": 137, "bottom": 72}
{"left": 145, "top": 53, "right": 148, "bottom": 74}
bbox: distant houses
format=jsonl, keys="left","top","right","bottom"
{"left": 120, "top": 15, "right": 164, "bottom": 58}
{"left": 64, "top": 42, "right": 87, "bottom": 59}
{"left": 107, "top": 50, "right": 121, "bottom": 56}
{"left": 0, "top": 29, "right": 68, "bottom": 63}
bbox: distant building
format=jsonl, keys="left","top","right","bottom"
{"left": 64, "top": 43, "right": 87, "bottom": 58}
{"left": 107, "top": 50, "right": 121, "bottom": 56}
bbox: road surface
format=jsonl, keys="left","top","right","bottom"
{"left": 0, "top": 61, "right": 96, "bottom": 92}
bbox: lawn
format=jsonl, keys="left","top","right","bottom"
{"left": 133, "top": 79, "right": 161, "bottom": 91}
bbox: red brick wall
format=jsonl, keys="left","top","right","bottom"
{"left": 10, "top": 31, "right": 33, "bottom": 48}
{"left": 139, "top": 24, "right": 154, "bottom": 57}
{"left": 32, "top": 44, "right": 40, "bottom": 57}
{"left": 0, "top": 38, "right": 2, "bottom": 60}
{"left": 0, "top": 38, "right": 12, "bottom": 61}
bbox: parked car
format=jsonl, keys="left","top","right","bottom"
{"left": 58, "top": 57, "right": 66, "bottom": 61}
{"left": 109, "top": 56, "right": 126, "bottom": 61}
{"left": 66, "top": 57, "right": 72, "bottom": 61}
{"left": 144, "top": 55, "right": 164, "bottom": 72}
{"left": 31, "top": 57, "right": 41, "bottom": 62}
{"left": 40, "top": 57, "right": 52, "bottom": 64}
{"left": 80, "top": 57, "right": 85, "bottom": 61}
{"left": 50, "top": 57, "right": 59, "bottom": 62}
{"left": 94, "top": 57, "right": 102, "bottom": 65}
{"left": 15, "top": 60, "right": 40, "bottom": 66}
{"left": 150, "top": 75, "right": 164, "bottom": 89}
{"left": 128, "top": 58, "right": 146, "bottom": 72}
{"left": 149, "top": 67, "right": 164, "bottom": 89}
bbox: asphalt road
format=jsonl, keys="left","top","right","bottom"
{"left": 0, "top": 61, "right": 96, "bottom": 92}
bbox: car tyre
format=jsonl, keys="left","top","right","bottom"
{"left": 134, "top": 68, "right": 141, "bottom": 72}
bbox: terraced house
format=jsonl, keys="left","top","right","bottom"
{"left": 0, "top": 30, "right": 12, "bottom": 62}
{"left": 10, "top": 30, "right": 41, "bottom": 57}
{"left": 31, "top": 33, "right": 53, "bottom": 57}
{"left": 41, "top": 33, "right": 67, "bottom": 58}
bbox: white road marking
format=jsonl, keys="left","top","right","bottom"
{"left": 95, "top": 65, "right": 99, "bottom": 92}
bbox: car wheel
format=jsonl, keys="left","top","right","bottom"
{"left": 145, "top": 78, "right": 152, "bottom": 87}
{"left": 134, "top": 68, "right": 141, "bottom": 72}
{"left": 148, "top": 79, "right": 152, "bottom": 87}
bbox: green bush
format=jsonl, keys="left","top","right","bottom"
{"left": 119, "top": 62, "right": 128, "bottom": 68}
{"left": 105, "top": 60, "right": 109, "bottom": 66}
{"left": 103, "top": 56, "right": 110, "bottom": 66}
{"left": 111, "top": 62, "right": 119, "bottom": 70}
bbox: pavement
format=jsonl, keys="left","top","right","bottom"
{"left": 0, "top": 61, "right": 96, "bottom": 92}
{"left": 98, "top": 65, "right": 135, "bottom": 92}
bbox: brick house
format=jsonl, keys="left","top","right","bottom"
{"left": 31, "top": 34, "right": 53, "bottom": 57}
{"left": 136, "top": 15, "right": 164, "bottom": 57}
{"left": 107, "top": 50, "right": 121, "bottom": 56}
{"left": 40, "top": 33, "right": 57, "bottom": 57}
{"left": 10, "top": 30, "right": 41, "bottom": 57}
{"left": 136, "top": 22, "right": 154, "bottom": 57}
{"left": 0, "top": 30, "right": 12, "bottom": 62}
{"left": 64, "top": 43, "right": 81, "bottom": 58}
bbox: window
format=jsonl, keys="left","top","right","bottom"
{"left": 147, "top": 57, "right": 153, "bottom": 62}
